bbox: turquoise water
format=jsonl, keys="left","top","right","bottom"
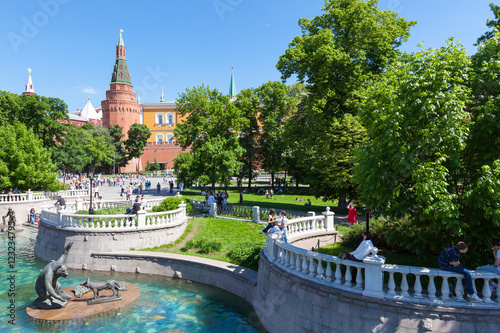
{"left": 0, "top": 231, "right": 266, "bottom": 332}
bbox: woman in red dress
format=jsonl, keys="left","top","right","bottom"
{"left": 347, "top": 202, "right": 357, "bottom": 223}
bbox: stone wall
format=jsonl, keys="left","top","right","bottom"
{"left": 0, "top": 199, "right": 53, "bottom": 224}
{"left": 34, "top": 220, "right": 187, "bottom": 269}
{"left": 254, "top": 250, "right": 500, "bottom": 333}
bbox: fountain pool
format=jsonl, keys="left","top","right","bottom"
{"left": 0, "top": 231, "right": 266, "bottom": 332}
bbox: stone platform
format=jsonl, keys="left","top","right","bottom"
{"left": 26, "top": 282, "right": 139, "bottom": 322}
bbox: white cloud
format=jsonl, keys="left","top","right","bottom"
{"left": 82, "top": 87, "right": 98, "bottom": 95}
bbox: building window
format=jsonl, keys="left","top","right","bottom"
{"left": 166, "top": 112, "right": 175, "bottom": 125}
{"left": 166, "top": 134, "right": 174, "bottom": 142}
{"left": 155, "top": 112, "right": 164, "bottom": 125}
{"left": 156, "top": 134, "right": 164, "bottom": 142}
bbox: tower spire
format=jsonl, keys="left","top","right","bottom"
{"left": 160, "top": 86, "right": 165, "bottom": 102}
{"left": 111, "top": 29, "right": 131, "bottom": 85}
{"left": 23, "top": 67, "right": 36, "bottom": 96}
{"left": 229, "top": 66, "right": 236, "bottom": 101}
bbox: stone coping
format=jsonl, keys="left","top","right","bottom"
{"left": 90, "top": 250, "right": 258, "bottom": 284}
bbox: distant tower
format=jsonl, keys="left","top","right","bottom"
{"left": 160, "top": 86, "right": 164, "bottom": 102}
{"left": 229, "top": 66, "right": 236, "bottom": 101}
{"left": 23, "top": 68, "right": 36, "bottom": 96}
{"left": 101, "top": 29, "right": 142, "bottom": 172}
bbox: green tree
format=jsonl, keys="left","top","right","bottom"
{"left": 0, "top": 122, "right": 60, "bottom": 191}
{"left": 354, "top": 41, "right": 471, "bottom": 254}
{"left": 173, "top": 85, "right": 245, "bottom": 189}
{"left": 256, "top": 81, "right": 301, "bottom": 187}
{"left": 0, "top": 91, "right": 72, "bottom": 151}
{"left": 276, "top": 0, "right": 415, "bottom": 208}
{"left": 109, "top": 124, "right": 128, "bottom": 169}
{"left": 125, "top": 123, "right": 151, "bottom": 159}
{"left": 234, "top": 88, "right": 261, "bottom": 188}
{"left": 476, "top": 2, "right": 500, "bottom": 45}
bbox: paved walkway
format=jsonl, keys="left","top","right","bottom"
{"left": 84, "top": 176, "right": 178, "bottom": 201}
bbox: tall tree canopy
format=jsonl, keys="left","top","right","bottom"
{"left": 276, "top": 0, "right": 415, "bottom": 208}
{"left": 354, "top": 41, "right": 471, "bottom": 254}
{"left": 173, "top": 85, "right": 245, "bottom": 189}
{"left": 0, "top": 122, "right": 60, "bottom": 191}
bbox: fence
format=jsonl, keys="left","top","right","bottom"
{"left": 40, "top": 204, "right": 186, "bottom": 231}
{"left": 0, "top": 189, "right": 89, "bottom": 203}
{"left": 264, "top": 231, "right": 500, "bottom": 307}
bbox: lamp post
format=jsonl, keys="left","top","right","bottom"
{"left": 88, "top": 164, "right": 94, "bottom": 215}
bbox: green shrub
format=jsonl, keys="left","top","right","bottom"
{"left": 152, "top": 197, "right": 194, "bottom": 214}
{"left": 228, "top": 241, "right": 262, "bottom": 268}
{"left": 180, "top": 237, "right": 222, "bottom": 254}
{"left": 340, "top": 217, "right": 387, "bottom": 249}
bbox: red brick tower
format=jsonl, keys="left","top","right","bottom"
{"left": 101, "top": 30, "right": 141, "bottom": 172}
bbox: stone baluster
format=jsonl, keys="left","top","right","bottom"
{"left": 307, "top": 211, "right": 315, "bottom": 233}
{"left": 355, "top": 267, "right": 363, "bottom": 289}
{"left": 325, "top": 262, "right": 333, "bottom": 282}
{"left": 308, "top": 256, "right": 316, "bottom": 277}
{"left": 345, "top": 264, "right": 353, "bottom": 287}
{"left": 480, "top": 277, "right": 493, "bottom": 303}
{"left": 427, "top": 274, "right": 437, "bottom": 299}
{"left": 455, "top": 277, "right": 465, "bottom": 301}
{"left": 285, "top": 249, "right": 291, "bottom": 267}
{"left": 440, "top": 276, "right": 451, "bottom": 301}
{"left": 413, "top": 274, "right": 423, "bottom": 298}
{"left": 334, "top": 264, "right": 342, "bottom": 284}
{"left": 301, "top": 255, "right": 308, "bottom": 274}
{"left": 387, "top": 272, "right": 396, "bottom": 295}
{"left": 295, "top": 254, "right": 301, "bottom": 272}
{"left": 316, "top": 257, "right": 324, "bottom": 279}
{"left": 289, "top": 252, "right": 296, "bottom": 269}
{"left": 400, "top": 273, "right": 409, "bottom": 296}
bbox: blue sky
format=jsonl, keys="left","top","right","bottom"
{"left": 0, "top": 0, "right": 497, "bottom": 113}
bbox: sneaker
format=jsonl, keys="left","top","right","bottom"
{"left": 467, "top": 294, "right": 483, "bottom": 302}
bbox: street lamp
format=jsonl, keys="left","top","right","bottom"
{"left": 88, "top": 164, "right": 94, "bottom": 215}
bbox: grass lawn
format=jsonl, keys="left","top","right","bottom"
{"left": 181, "top": 188, "right": 346, "bottom": 214}
{"left": 140, "top": 217, "right": 266, "bottom": 270}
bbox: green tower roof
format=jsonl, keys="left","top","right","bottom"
{"left": 111, "top": 30, "right": 132, "bottom": 85}
{"left": 111, "top": 58, "right": 131, "bottom": 85}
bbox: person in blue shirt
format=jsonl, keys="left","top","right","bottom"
{"left": 438, "top": 241, "right": 482, "bottom": 302}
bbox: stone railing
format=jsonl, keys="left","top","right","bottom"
{"left": 0, "top": 189, "right": 89, "bottom": 203}
{"left": 40, "top": 204, "right": 186, "bottom": 231}
{"left": 265, "top": 227, "right": 500, "bottom": 308}
{"left": 41, "top": 197, "right": 165, "bottom": 213}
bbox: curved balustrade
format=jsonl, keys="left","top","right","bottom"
{"left": 40, "top": 205, "right": 186, "bottom": 231}
{"left": 265, "top": 233, "right": 500, "bottom": 307}
{"left": 0, "top": 189, "right": 89, "bottom": 203}
{"left": 285, "top": 215, "right": 326, "bottom": 237}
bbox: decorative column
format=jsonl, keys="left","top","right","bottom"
{"left": 323, "top": 207, "right": 335, "bottom": 230}
{"left": 362, "top": 255, "right": 386, "bottom": 299}
{"left": 27, "top": 189, "right": 33, "bottom": 201}
{"left": 137, "top": 210, "right": 146, "bottom": 228}
{"left": 210, "top": 203, "right": 217, "bottom": 217}
{"left": 252, "top": 206, "right": 260, "bottom": 223}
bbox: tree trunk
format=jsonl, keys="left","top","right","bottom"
{"left": 247, "top": 169, "right": 252, "bottom": 189}
{"left": 337, "top": 191, "right": 347, "bottom": 210}
{"left": 271, "top": 172, "right": 275, "bottom": 188}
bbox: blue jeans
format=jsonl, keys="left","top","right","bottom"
{"left": 262, "top": 223, "right": 273, "bottom": 233}
{"left": 281, "top": 228, "right": 288, "bottom": 243}
{"left": 441, "top": 265, "right": 475, "bottom": 295}
{"left": 476, "top": 264, "right": 500, "bottom": 274}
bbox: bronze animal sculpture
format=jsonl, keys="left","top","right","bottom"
{"left": 81, "top": 278, "right": 122, "bottom": 300}
{"left": 33, "top": 242, "right": 74, "bottom": 309}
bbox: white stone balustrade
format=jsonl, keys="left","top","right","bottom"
{"left": 40, "top": 204, "right": 186, "bottom": 231}
{"left": 0, "top": 189, "right": 89, "bottom": 203}
{"left": 265, "top": 217, "right": 500, "bottom": 308}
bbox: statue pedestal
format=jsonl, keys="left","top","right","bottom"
{"left": 26, "top": 282, "right": 140, "bottom": 322}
